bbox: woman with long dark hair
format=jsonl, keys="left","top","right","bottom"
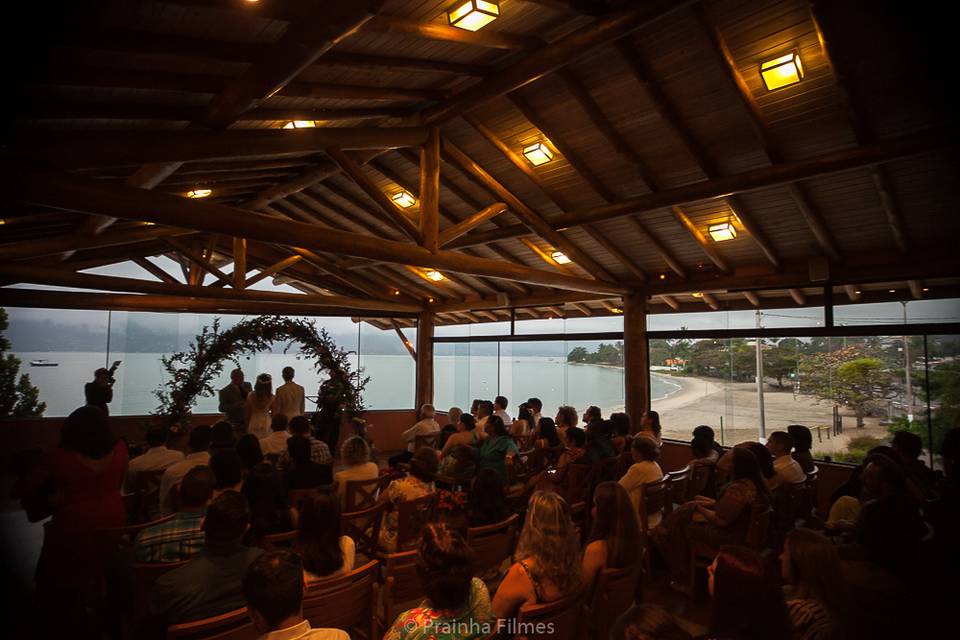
{"left": 653, "top": 448, "right": 771, "bottom": 586}
{"left": 582, "top": 482, "right": 642, "bottom": 592}
{"left": 708, "top": 546, "right": 792, "bottom": 639}
{"left": 639, "top": 410, "right": 662, "bottom": 445}
{"left": 476, "top": 415, "right": 519, "bottom": 482}
{"left": 296, "top": 492, "right": 355, "bottom": 581}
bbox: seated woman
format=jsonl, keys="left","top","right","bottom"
{"left": 691, "top": 425, "right": 722, "bottom": 464}
{"left": 708, "top": 545, "right": 793, "bottom": 640}
{"left": 558, "top": 426, "right": 587, "bottom": 471}
{"left": 653, "top": 447, "right": 770, "bottom": 586}
{"left": 439, "top": 407, "right": 462, "bottom": 450}
{"left": 718, "top": 441, "right": 776, "bottom": 488}
{"left": 296, "top": 493, "right": 355, "bottom": 581}
{"left": 582, "top": 482, "right": 642, "bottom": 593}
{"left": 638, "top": 410, "right": 662, "bottom": 446}
{"left": 242, "top": 462, "right": 295, "bottom": 544}
{"left": 384, "top": 523, "right": 494, "bottom": 640}
{"left": 788, "top": 425, "right": 816, "bottom": 473}
{"left": 618, "top": 436, "right": 664, "bottom": 530}
{"left": 510, "top": 405, "right": 534, "bottom": 439}
{"left": 493, "top": 491, "right": 583, "bottom": 619}
{"left": 439, "top": 414, "right": 479, "bottom": 483}
{"left": 441, "top": 413, "right": 480, "bottom": 456}
{"left": 467, "top": 468, "right": 509, "bottom": 527}
{"left": 475, "top": 415, "right": 519, "bottom": 483}
{"left": 610, "top": 412, "right": 632, "bottom": 454}
{"left": 332, "top": 436, "right": 379, "bottom": 509}
{"left": 781, "top": 528, "right": 850, "bottom": 640}
{"left": 283, "top": 434, "right": 332, "bottom": 491}
{"left": 377, "top": 447, "right": 438, "bottom": 552}
{"left": 534, "top": 417, "right": 563, "bottom": 451}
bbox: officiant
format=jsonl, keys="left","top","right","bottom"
{"left": 218, "top": 368, "right": 252, "bottom": 426}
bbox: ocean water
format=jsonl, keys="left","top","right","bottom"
{"left": 13, "top": 351, "right": 677, "bottom": 418}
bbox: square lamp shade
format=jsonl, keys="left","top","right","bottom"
{"left": 708, "top": 221, "right": 737, "bottom": 242}
{"left": 425, "top": 270, "right": 445, "bottom": 282}
{"left": 522, "top": 142, "right": 554, "bottom": 166}
{"left": 447, "top": 0, "right": 500, "bottom": 32}
{"left": 283, "top": 120, "right": 316, "bottom": 129}
{"left": 186, "top": 188, "right": 212, "bottom": 199}
{"left": 760, "top": 52, "right": 804, "bottom": 91}
{"left": 551, "top": 250, "right": 571, "bottom": 264}
{"left": 391, "top": 191, "right": 417, "bottom": 208}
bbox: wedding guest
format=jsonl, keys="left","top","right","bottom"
{"left": 494, "top": 395, "right": 512, "bottom": 425}
{"left": 582, "top": 482, "right": 642, "bottom": 593}
{"left": 333, "top": 436, "right": 379, "bottom": 508}
{"left": 468, "top": 468, "right": 509, "bottom": 527}
{"left": 707, "top": 545, "right": 793, "bottom": 640}
{"left": 557, "top": 426, "right": 587, "bottom": 471}
{"left": 787, "top": 425, "right": 816, "bottom": 473}
{"left": 390, "top": 404, "right": 440, "bottom": 468}
{"left": 245, "top": 373, "right": 275, "bottom": 440}
{"left": 243, "top": 463, "right": 295, "bottom": 544}
{"left": 274, "top": 366, "right": 305, "bottom": 422}
{"left": 439, "top": 414, "right": 479, "bottom": 482}
{"left": 210, "top": 420, "right": 236, "bottom": 453}
{"left": 585, "top": 418, "right": 616, "bottom": 463}
{"left": 150, "top": 491, "right": 263, "bottom": 625}
{"left": 297, "top": 494, "right": 355, "bottom": 581}
{"left": 476, "top": 415, "right": 519, "bottom": 482}
{"left": 619, "top": 436, "right": 664, "bottom": 529}
{"left": 135, "top": 465, "right": 214, "bottom": 563}
{"left": 534, "top": 417, "right": 562, "bottom": 450}
{"left": 476, "top": 400, "right": 494, "bottom": 439}
{"left": 236, "top": 434, "right": 264, "bottom": 476}
{"left": 31, "top": 406, "right": 128, "bottom": 635}
{"left": 283, "top": 435, "right": 332, "bottom": 490}
{"left": 781, "top": 528, "right": 850, "bottom": 640}
{"left": 493, "top": 492, "right": 582, "bottom": 619}
{"left": 610, "top": 412, "right": 632, "bottom": 453}
{"left": 126, "top": 426, "right": 184, "bottom": 491}
{"left": 470, "top": 398, "right": 481, "bottom": 418}
{"left": 218, "top": 368, "right": 252, "bottom": 427}
{"left": 160, "top": 424, "right": 212, "bottom": 515}
{"left": 377, "top": 448, "right": 437, "bottom": 552}
{"left": 260, "top": 415, "right": 290, "bottom": 458}
{"left": 638, "top": 410, "right": 662, "bottom": 445}
{"left": 384, "top": 523, "right": 494, "bottom": 640}
{"left": 582, "top": 405, "right": 602, "bottom": 427}
{"left": 511, "top": 405, "right": 534, "bottom": 438}
{"left": 526, "top": 397, "right": 543, "bottom": 427}
{"left": 441, "top": 413, "right": 480, "bottom": 456}
{"left": 84, "top": 367, "right": 115, "bottom": 415}
{"left": 555, "top": 405, "right": 579, "bottom": 430}
{"left": 211, "top": 448, "right": 244, "bottom": 495}
{"left": 243, "top": 550, "right": 348, "bottom": 640}
{"left": 890, "top": 430, "right": 937, "bottom": 492}
{"left": 693, "top": 425, "right": 724, "bottom": 460}
{"left": 611, "top": 604, "right": 693, "bottom": 640}
{"left": 276, "top": 416, "right": 332, "bottom": 472}
{"left": 766, "top": 431, "right": 806, "bottom": 490}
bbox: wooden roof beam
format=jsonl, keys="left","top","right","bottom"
{"left": 0, "top": 224, "right": 195, "bottom": 261}
{"left": 671, "top": 206, "right": 731, "bottom": 275}
{"left": 908, "top": 280, "right": 925, "bottom": 300}
{"left": 132, "top": 257, "right": 179, "bottom": 285}
{"left": 438, "top": 203, "right": 509, "bottom": 247}
{"left": 363, "top": 15, "right": 542, "bottom": 51}
{"left": 245, "top": 150, "right": 385, "bottom": 210}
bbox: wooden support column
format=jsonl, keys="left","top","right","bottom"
{"left": 233, "top": 237, "right": 247, "bottom": 290}
{"left": 624, "top": 290, "right": 649, "bottom": 427}
{"left": 420, "top": 127, "right": 440, "bottom": 253}
{"left": 415, "top": 310, "right": 435, "bottom": 409}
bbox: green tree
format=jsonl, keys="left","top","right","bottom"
{"left": 799, "top": 346, "right": 896, "bottom": 428}
{"left": 567, "top": 346, "right": 589, "bottom": 363}
{"left": 764, "top": 339, "right": 800, "bottom": 388}
{"left": 0, "top": 308, "right": 46, "bottom": 418}
{"left": 888, "top": 360, "right": 960, "bottom": 452}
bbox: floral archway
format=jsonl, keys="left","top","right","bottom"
{"left": 154, "top": 315, "right": 366, "bottom": 430}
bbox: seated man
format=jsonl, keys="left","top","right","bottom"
{"left": 890, "top": 430, "right": 937, "bottom": 493}
{"left": 243, "top": 550, "right": 348, "bottom": 640}
{"left": 259, "top": 414, "right": 290, "bottom": 457}
{"left": 389, "top": 403, "right": 439, "bottom": 468}
{"left": 159, "top": 424, "right": 212, "bottom": 515}
{"left": 149, "top": 490, "right": 263, "bottom": 625}
{"left": 766, "top": 431, "right": 806, "bottom": 490}
{"left": 126, "top": 426, "right": 184, "bottom": 492}
{"left": 135, "top": 465, "right": 214, "bottom": 563}
{"left": 276, "top": 416, "right": 331, "bottom": 472}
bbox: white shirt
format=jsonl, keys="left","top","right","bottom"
{"left": 274, "top": 381, "right": 305, "bottom": 420}
{"left": 494, "top": 409, "right": 512, "bottom": 425}
{"left": 402, "top": 418, "right": 439, "bottom": 452}
{"left": 258, "top": 620, "right": 348, "bottom": 640}
{"left": 771, "top": 454, "right": 807, "bottom": 489}
{"left": 159, "top": 451, "right": 211, "bottom": 515}
{"left": 126, "top": 446, "right": 184, "bottom": 491}
{"left": 619, "top": 461, "right": 664, "bottom": 529}
{"left": 260, "top": 431, "right": 292, "bottom": 456}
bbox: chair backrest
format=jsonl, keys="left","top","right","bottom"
{"left": 96, "top": 513, "right": 176, "bottom": 555}
{"left": 745, "top": 503, "right": 774, "bottom": 550}
{"left": 131, "top": 560, "right": 187, "bottom": 618}
{"left": 507, "top": 449, "right": 537, "bottom": 485}
{"left": 396, "top": 492, "right": 438, "bottom": 551}
{"left": 687, "top": 462, "right": 716, "bottom": 501}
{"left": 637, "top": 477, "right": 669, "bottom": 535}
{"left": 413, "top": 433, "right": 440, "bottom": 452}
{"left": 614, "top": 451, "right": 634, "bottom": 480}
{"left": 288, "top": 487, "right": 328, "bottom": 512}
{"left": 467, "top": 513, "right": 520, "bottom": 578}
{"left": 130, "top": 468, "right": 169, "bottom": 520}
{"left": 343, "top": 476, "right": 384, "bottom": 512}
{"left": 562, "top": 463, "right": 592, "bottom": 506}
{"left": 262, "top": 529, "right": 297, "bottom": 549}
{"left": 302, "top": 559, "right": 379, "bottom": 640}
{"left": 592, "top": 457, "right": 619, "bottom": 485}
{"left": 587, "top": 565, "right": 640, "bottom": 640}
{"left": 381, "top": 550, "right": 425, "bottom": 626}
{"left": 516, "top": 590, "right": 584, "bottom": 640}
{"left": 341, "top": 502, "right": 386, "bottom": 559}
{"left": 665, "top": 466, "right": 690, "bottom": 516}
{"left": 167, "top": 607, "right": 254, "bottom": 640}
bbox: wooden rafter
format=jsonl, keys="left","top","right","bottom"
{"left": 165, "top": 238, "right": 233, "bottom": 287}
{"left": 244, "top": 255, "right": 303, "bottom": 288}
{"left": 0, "top": 225, "right": 193, "bottom": 261}
{"left": 133, "top": 257, "right": 179, "bottom": 285}
{"left": 419, "top": 128, "right": 441, "bottom": 253}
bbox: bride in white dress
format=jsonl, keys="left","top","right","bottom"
{"left": 245, "top": 373, "right": 276, "bottom": 439}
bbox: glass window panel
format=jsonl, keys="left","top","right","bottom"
{"left": 564, "top": 340, "right": 624, "bottom": 418}
{"left": 469, "top": 321, "right": 511, "bottom": 336}
{"left": 648, "top": 307, "right": 824, "bottom": 332}
{"left": 435, "top": 323, "right": 470, "bottom": 338}
{"left": 359, "top": 321, "right": 414, "bottom": 410}
{"left": 514, "top": 316, "right": 564, "bottom": 335}
{"left": 835, "top": 298, "right": 960, "bottom": 327}
{"left": 499, "top": 342, "right": 566, "bottom": 421}
{"left": 563, "top": 315, "right": 624, "bottom": 333}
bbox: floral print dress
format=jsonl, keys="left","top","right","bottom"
{"left": 384, "top": 577, "right": 495, "bottom": 640}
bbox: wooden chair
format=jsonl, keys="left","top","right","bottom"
{"left": 343, "top": 476, "right": 385, "bottom": 512}
{"left": 771, "top": 481, "right": 806, "bottom": 550}
{"left": 127, "top": 468, "right": 168, "bottom": 522}
{"left": 395, "top": 493, "right": 438, "bottom": 551}
{"left": 467, "top": 513, "right": 519, "bottom": 584}
{"left": 688, "top": 502, "right": 773, "bottom": 595}
{"left": 413, "top": 433, "right": 440, "bottom": 452}
{"left": 637, "top": 477, "right": 669, "bottom": 574}
{"left": 665, "top": 466, "right": 690, "bottom": 516}
{"left": 585, "top": 565, "right": 641, "bottom": 640}
{"left": 507, "top": 449, "right": 538, "bottom": 487}
{"left": 516, "top": 590, "right": 585, "bottom": 640}
{"left": 96, "top": 513, "right": 176, "bottom": 555}
{"left": 167, "top": 607, "right": 254, "bottom": 640}
{"left": 559, "top": 463, "right": 592, "bottom": 506}
{"left": 379, "top": 550, "right": 425, "bottom": 632}
{"left": 288, "top": 486, "right": 329, "bottom": 511}
{"left": 262, "top": 530, "right": 297, "bottom": 549}
{"left": 687, "top": 462, "right": 716, "bottom": 501}
{"left": 302, "top": 559, "right": 379, "bottom": 640}
{"left": 342, "top": 502, "right": 386, "bottom": 560}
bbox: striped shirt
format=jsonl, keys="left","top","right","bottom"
{"left": 134, "top": 510, "right": 205, "bottom": 563}
{"left": 277, "top": 435, "right": 332, "bottom": 470}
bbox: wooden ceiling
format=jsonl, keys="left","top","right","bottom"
{"left": 1, "top": 0, "right": 958, "bottom": 326}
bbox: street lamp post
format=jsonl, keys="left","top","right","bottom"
{"left": 756, "top": 310, "right": 766, "bottom": 441}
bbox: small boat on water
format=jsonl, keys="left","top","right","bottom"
{"left": 30, "top": 359, "right": 59, "bottom": 367}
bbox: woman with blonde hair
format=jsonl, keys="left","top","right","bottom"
{"left": 492, "top": 491, "right": 582, "bottom": 619}
{"left": 245, "top": 373, "right": 275, "bottom": 439}
{"left": 781, "top": 528, "right": 850, "bottom": 640}
{"left": 332, "top": 436, "right": 379, "bottom": 509}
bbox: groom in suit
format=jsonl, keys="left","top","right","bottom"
{"left": 218, "top": 368, "right": 252, "bottom": 426}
